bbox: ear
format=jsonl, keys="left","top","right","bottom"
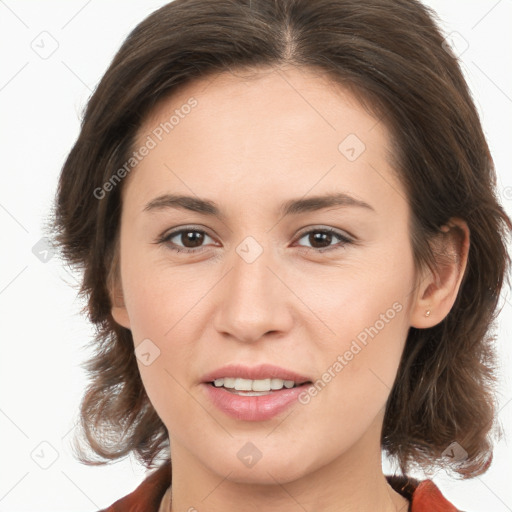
{"left": 410, "top": 218, "right": 470, "bottom": 328}
{"left": 108, "top": 253, "right": 131, "bottom": 329}
{"left": 111, "top": 284, "right": 131, "bottom": 329}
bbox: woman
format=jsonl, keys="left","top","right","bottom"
{"left": 52, "top": 0, "right": 511, "bottom": 510}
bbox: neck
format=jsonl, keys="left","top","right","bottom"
{"left": 168, "top": 416, "right": 409, "bottom": 512}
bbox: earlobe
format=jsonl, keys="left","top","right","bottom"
{"left": 111, "top": 303, "right": 131, "bottom": 329}
{"left": 410, "top": 218, "right": 470, "bottom": 329}
{"left": 108, "top": 263, "right": 131, "bottom": 329}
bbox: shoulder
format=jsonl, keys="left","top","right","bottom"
{"left": 386, "top": 475, "right": 464, "bottom": 512}
{"left": 99, "top": 461, "right": 171, "bottom": 512}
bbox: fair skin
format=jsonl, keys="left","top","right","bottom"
{"left": 111, "top": 65, "right": 469, "bottom": 512}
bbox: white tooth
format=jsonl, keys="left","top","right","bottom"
{"left": 252, "top": 378, "right": 271, "bottom": 392}
{"left": 233, "top": 390, "right": 272, "bottom": 396}
{"left": 213, "top": 378, "right": 224, "bottom": 387}
{"left": 234, "top": 378, "right": 253, "bottom": 391}
{"left": 283, "top": 380, "right": 295, "bottom": 389}
{"left": 270, "top": 378, "right": 285, "bottom": 390}
{"left": 223, "top": 377, "right": 236, "bottom": 389}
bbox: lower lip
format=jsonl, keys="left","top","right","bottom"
{"left": 202, "top": 383, "right": 311, "bottom": 421}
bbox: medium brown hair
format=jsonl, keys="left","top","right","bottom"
{"left": 52, "top": 0, "right": 511, "bottom": 477}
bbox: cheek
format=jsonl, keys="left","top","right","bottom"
{"left": 120, "top": 245, "right": 211, "bottom": 342}
{"left": 304, "top": 243, "right": 414, "bottom": 399}
{"left": 118, "top": 251, "right": 219, "bottom": 417}
{"left": 307, "top": 250, "right": 411, "bottom": 342}
{"left": 294, "top": 289, "right": 409, "bottom": 458}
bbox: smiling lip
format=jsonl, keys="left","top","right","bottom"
{"left": 201, "top": 364, "right": 312, "bottom": 421}
{"left": 201, "top": 363, "right": 311, "bottom": 384}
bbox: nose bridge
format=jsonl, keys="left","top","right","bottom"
{"left": 213, "top": 237, "right": 292, "bottom": 342}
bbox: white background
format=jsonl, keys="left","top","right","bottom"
{"left": 0, "top": 1, "right": 511, "bottom": 510}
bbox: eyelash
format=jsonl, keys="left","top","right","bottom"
{"left": 156, "top": 226, "right": 353, "bottom": 254}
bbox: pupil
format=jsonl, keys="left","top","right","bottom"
{"left": 183, "top": 231, "right": 204, "bottom": 248}
{"left": 310, "top": 232, "right": 331, "bottom": 248}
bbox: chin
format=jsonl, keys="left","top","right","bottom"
{"left": 225, "top": 464, "right": 308, "bottom": 486}
{"left": 202, "top": 447, "right": 318, "bottom": 485}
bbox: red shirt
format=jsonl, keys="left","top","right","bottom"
{"left": 101, "top": 460, "right": 461, "bottom": 512}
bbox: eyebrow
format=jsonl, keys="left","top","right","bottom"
{"left": 143, "top": 192, "right": 375, "bottom": 218}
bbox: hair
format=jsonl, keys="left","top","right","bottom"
{"left": 52, "top": 0, "right": 512, "bottom": 477}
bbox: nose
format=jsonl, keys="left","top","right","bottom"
{"left": 212, "top": 243, "right": 294, "bottom": 344}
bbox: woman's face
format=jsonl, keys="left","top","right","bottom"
{"left": 113, "top": 66, "right": 421, "bottom": 483}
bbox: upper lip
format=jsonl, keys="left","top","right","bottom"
{"left": 201, "top": 364, "right": 311, "bottom": 384}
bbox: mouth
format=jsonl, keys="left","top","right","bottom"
{"left": 201, "top": 364, "right": 314, "bottom": 420}
{"left": 208, "top": 377, "right": 312, "bottom": 396}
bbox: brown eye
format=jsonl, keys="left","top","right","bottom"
{"left": 308, "top": 231, "right": 334, "bottom": 248}
{"left": 296, "top": 228, "right": 352, "bottom": 252}
{"left": 159, "top": 228, "right": 216, "bottom": 253}
{"left": 180, "top": 231, "right": 205, "bottom": 248}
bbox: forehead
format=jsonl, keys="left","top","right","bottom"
{"left": 140, "top": 65, "right": 382, "bottom": 145}
{"left": 126, "top": 65, "right": 405, "bottom": 216}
